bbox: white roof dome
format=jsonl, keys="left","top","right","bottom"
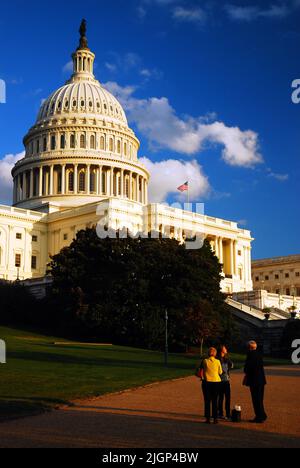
{"left": 37, "top": 81, "right": 127, "bottom": 125}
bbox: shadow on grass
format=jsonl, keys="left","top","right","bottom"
{"left": 0, "top": 396, "right": 71, "bottom": 424}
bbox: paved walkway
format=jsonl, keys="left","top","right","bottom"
{"left": 0, "top": 366, "right": 300, "bottom": 448}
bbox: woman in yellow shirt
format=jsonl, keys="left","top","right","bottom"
{"left": 199, "top": 347, "right": 223, "bottom": 424}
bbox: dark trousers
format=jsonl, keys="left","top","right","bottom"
{"left": 202, "top": 381, "right": 220, "bottom": 420}
{"left": 218, "top": 381, "right": 231, "bottom": 418}
{"left": 250, "top": 385, "right": 267, "bottom": 422}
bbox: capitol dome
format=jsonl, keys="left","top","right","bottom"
{"left": 37, "top": 81, "right": 127, "bottom": 126}
{"left": 12, "top": 20, "right": 149, "bottom": 211}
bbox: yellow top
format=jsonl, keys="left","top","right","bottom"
{"left": 202, "top": 357, "right": 223, "bottom": 382}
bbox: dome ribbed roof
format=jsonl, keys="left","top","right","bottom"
{"left": 37, "top": 81, "right": 127, "bottom": 125}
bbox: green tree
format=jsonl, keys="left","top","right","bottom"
{"left": 47, "top": 228, "right": 232, "bottom": 349}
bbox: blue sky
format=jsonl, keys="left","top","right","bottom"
{"left": 0, "top": 0, "right": 299, "bottom": 259}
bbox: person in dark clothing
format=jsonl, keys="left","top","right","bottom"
{"left": 244, "top": 340, "right": 267, "bottom": 423}
{"left": 217, "top": 345, "right": 233, "bottom": 420}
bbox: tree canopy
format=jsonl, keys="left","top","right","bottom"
{"left": 46, "top": 228, "right": 233, "bottom": 350}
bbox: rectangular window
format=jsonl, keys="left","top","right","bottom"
{"left": 275, "top": 274, "right": 279, "bottom": 279}
{"left": 63, "top": 234, "right": 68, "bottom": 241}
{"left": 31, "top": 256, "right": 37, "bottom": 270}
{"left": 16, "top": 233, "right": 22, "bottom": 240}
{"left": 296, "top": 272, "right": 300, "bottom": 277}
{"left": 255, "top": 276, "right": 259, "bottom": 282}
{"left": 32, "top": 235, "right": 38, "bottom": 242}
{"left": 285, "top": 273, "right": 290, "bottom": 278}
{"left": 265, "top": 275, "right": 269, "bottom": 281}
{"left": 15, "top": 254, "right": 21, "bottom": 268}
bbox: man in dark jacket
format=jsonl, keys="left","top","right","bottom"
{"left": 244, "top": 341, "right": 267, "bottom": 423}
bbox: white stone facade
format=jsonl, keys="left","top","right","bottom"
{"left": 0, "top": 25, "right": 253, "bottom": 294}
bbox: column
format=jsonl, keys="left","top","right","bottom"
{"left": 99, "top": 166, "right": 103, "bottom": 195}
{"left": 135, "top": 175, "right": 139, "bottom": 202}
{"left": 215, "top": 236, "right": 219, "bottom": 258}
{"left": 248, "top": 247, "right": 252, "bottom": 284}
{"left": 110, "top": 167, "right": 114, "bottom": 196}
{"left": 49, "top": 165, "right": 54, "bottom": 196}
{"left": 61, "top": 165, "right": 66, "bottom": 195}
{"left": 120, "top": 170, "right": 124, "bottom": 198}
{"left": 22, "top": 172, "right": 26, "bottom": 200}
{"left": 39, "top": 167, "right": 43, "bottom": 196}
{"left": 230, "top": 240, "right": 234, "bottom": 277}
{"left": 145, "top": 180, "right": 148, "bottom": 205}
{"left": 233, "top": 240, "right": 238, "bottom": 276}
{"left": 96, "top": 167, "right": 99, "bottom": 194}
{"left": 129, "top": 172, "right": 133, "bottom": 200}
{"left": 219, "top": 237, "right": 224, "bottom": 265}
{"left": 74, "top": 164, "right": 78, "bottom": 194}
{"left": 86, "top": 165, "right": 90, "bottom": 195}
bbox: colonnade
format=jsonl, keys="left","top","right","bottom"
{"left": 13, "top": 164, "right": 148, "bottom": 205}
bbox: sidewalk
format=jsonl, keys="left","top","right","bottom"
{"left": 0, "top": 366, "right": 299, "bottom": 448}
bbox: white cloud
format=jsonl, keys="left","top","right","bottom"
{"left": 105, "top": 62, "right": 117, "bottom": 73}
{"left": 267, "top": 170, "right": 289, "bottom": 182}
{"left": 225, "top": 2, "right": 296, "bottom": 22}
{"left": 140, "top": 157, "right": 210, "bottom": 202}
{"left": 62, "top": 61, "right": 73, "bottom": 74}
{"left": 0, "top": 152, "right": 24, "bottom": 204}
{"left": 104, "top": 81, "right": 262, "bottom": 168}
{"left": 172, "top": 6, "right": 207, "bottom": 24}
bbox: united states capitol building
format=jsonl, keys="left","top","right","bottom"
{"left": 0, "top": 23, "right": 253, "bottom": 295}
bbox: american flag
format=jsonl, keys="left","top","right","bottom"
{"left": 177, "top": 181, "right": 189, "bottom": 192}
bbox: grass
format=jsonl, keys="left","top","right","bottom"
{"left": 0, "top": 326, "right": 289, "bottom": 421}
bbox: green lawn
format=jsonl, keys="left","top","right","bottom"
{"left": 0, "top": 326, "right": 198, "bottom": 420}
{"left": 0, "top": 326, "right": 288, "bottom": 421}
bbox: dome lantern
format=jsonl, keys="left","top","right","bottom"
{"left": 70, "top": 19, "right": 96, "bottom": 83}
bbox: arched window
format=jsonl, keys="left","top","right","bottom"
{"left": 36, "top": 140, "right": 40, "bottom": 154}
{"left": 51, "top": 135, "right": 56, "bottom": 150}
{"left": 70, "top": 134, "right": 75, "bottom": 149}
{"left": 109, "top": 138, "right": 114, "bottom": 152}
{"left": 68, "top": 171, "right": 74, "bottom": 192}
{"left": 124, "top": 142, "right": 127, "bottom": 156}
{"left": 79, "top": 170, "right": 85, "bottom": 192}
{"left": 43, "top": 137, "right": 47, "bottom": 152}
{"left": 80, "top": 134, "right": 86, "bottom": 149}
{"left": 60, "top": 134, "right": 65, "bottom": 149}
{"left": 117, "top": 141, "right": 121, "bottom": 153}
{"left": 100, "top": 136, "right": 105, "bottom": 150}
{"left": 90, "top": 135, "right": 95, "bottom": 149}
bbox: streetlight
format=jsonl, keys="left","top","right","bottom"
{"left": 165, "top": 309, "right": 169, "bottom": 367}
